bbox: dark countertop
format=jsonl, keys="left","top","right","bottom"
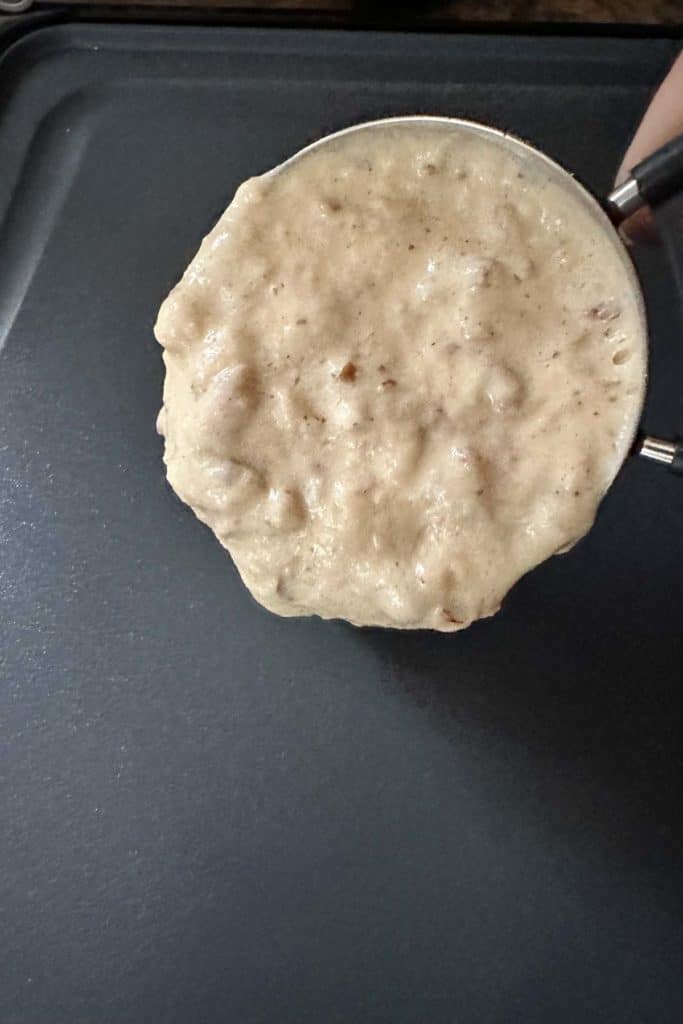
{"left": 19, "top": 0, "right": 683, "bottom": 26}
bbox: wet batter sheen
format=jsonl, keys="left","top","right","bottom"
{"left": 155, "top": 123, "right": 645, "bottom": 630}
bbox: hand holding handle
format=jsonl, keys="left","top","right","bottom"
{"left": 607, "top": 131, "right": 683, "bottom": 222}
{"left": 606, "top": 131, "right": 683, "bottom": 477}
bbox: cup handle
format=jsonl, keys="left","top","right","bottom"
{"left": 606, "top": 133, "right": 683, "bottom": 476}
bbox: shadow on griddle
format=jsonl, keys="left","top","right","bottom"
{"left": 355, "top": 575, "right": 682, "bottom": 878}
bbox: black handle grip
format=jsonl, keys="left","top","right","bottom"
{"left": 631, "top": 132, "right": 683, "bottom": 209}
{"left": 632, "top": 136, "right": 683, "bottom": 479}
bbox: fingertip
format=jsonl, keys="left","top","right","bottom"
{"left": 618, "top": 205, "right": 659, "bottom": 247}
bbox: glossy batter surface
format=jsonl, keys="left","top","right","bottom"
{"left": 155, "top": 123, "right": 645, "bottom": 630}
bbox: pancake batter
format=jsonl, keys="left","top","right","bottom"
{"left": 155, "top": 123, "right": 645, "bottom": 630}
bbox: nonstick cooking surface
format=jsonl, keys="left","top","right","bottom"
{"left": 0, "top": 23, "right": 682, "bottom": 1024}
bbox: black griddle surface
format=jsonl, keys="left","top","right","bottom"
{"left": 1, "top": 23, "right": 682, "bottom": 1024}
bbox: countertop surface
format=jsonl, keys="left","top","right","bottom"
{"left": 11, "top": 0, "right": 683, "bottom": 25}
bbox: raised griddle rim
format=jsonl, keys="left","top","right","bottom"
{"left": 1, "top": 3, "right": 682, "bottom": 43}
